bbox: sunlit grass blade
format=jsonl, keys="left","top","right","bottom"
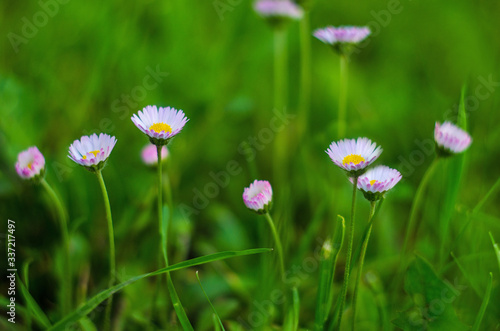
{"left": 16, "top": 274, "right": 52, "bottom": 329}
{"left": 213, "top": 314, "right": 222, "bottom": 331}
{"left": 471, "top": 272, "right": 492, "bottom": 331}
{"left": 196, "top": 271, "right": 225, "bottom": 331}
{"left": 79, "top": 317, "right": 98, "bottom": 331}
{"left": 489, "top": 232, "right": 500, "bottom": 271}
{"left": 47, "top": 248, "right": 271, "bottom": 331}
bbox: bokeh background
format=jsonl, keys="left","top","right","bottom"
{"left": 1, "top": 0, "right": 500, "bottom": 330}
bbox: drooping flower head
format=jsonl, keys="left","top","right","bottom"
{"left": 314, "top": 26, "right": 370, "bottom": 55}
{"left": 243, "top": 180, "right": 273, "bottom": 214}
{"left": 131, "top": 105, "right": 189, "bottom": 146}
{"left": 16, "top": 146, "right": 45, "bottom": 181}
{"left": 434, "top": 121, "right": 472, "bottom": 156}
{"left": 68, "top": 133, "right": 117, "bottom": 172}
{"left": 141, "top": 144, "right": 168, "bottom": 166}
{"left": 326, "top": 137, "right": 382, "bottom": 176}
{"left": 351, "top": 165, "right": 402, "bottom": 201}
{"left": 254, "top": 0, "right": 304, "bottom": 26}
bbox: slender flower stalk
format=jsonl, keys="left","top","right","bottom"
{"left": 131, "top": 105, "right": 192, "bottom": 329}
{"left": 274, "top": 28, "right": 288, "bottom": 113}
{"left": 393, "top": 159, "right": 439, "bottom": 298}
{"left": 243, "top": 180, "right": 287, "bottom": 325}
{"left": 254, "top": 0, "right": 303, "bottom": 191}
{"left": 40, "top": 178, "right": 72, "bottom": 316}
{"left": 402, "top": 121, "right": 471, "bottom": 256}
{"left": 351, "top": 201, "right": 376, "bottom": 330}
{"left": 67, "top": 133, "right": 117, "bottom": 329}
{"left": 16, "top": 146, "right": 72, "bottom": 315}
{"left": 298, "top": 11, "right": 311, "bottom": 138}
{"left": 95, "top": 170, "right": 116, "bottom": 289}
{"left": 157, "top": 146, "right": 165, "bottom": 256}
{"left": 314, "top": 26, "right": 370, "bottom": 138}
{"left": 338, "top": 54, "right": 348, "bottom": 138}
{"left": 273, "top": 27, "right": 288, "bottom": 186}
{"left": 264, "top": 212, "right": 286, "bottom": 282}
{"left": 335, "top": 176, "right": 358, "bottom": 330}
{"left": 401, "top": 157, "right": 439, "bottom": 257}
{"left": 96, "top": 170, "right": 115, "bottom": 330}
{"left": 325, "top": 138, "right": 383, "bottom": 330}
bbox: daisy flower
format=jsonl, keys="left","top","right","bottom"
{"left": 326, "top": 137, "right": 382, "bottom": 176}
{"left": 141, "top": 144, "right": 168, "bottom": 166}
{"left": 131, "top": 105, "right": 189, "bottom": 146}
{"left": 314, "top": 26, "right": 370, "bottom": 55}
{"left": 16, "top": 146, "right": 45, "bottom": 181}
{"left": 68, "top": 133, "right": 117, "bottom": 171}
{"left": 352, "top": 165, "right": 402, "bottom": 201}
{"left": 434, "top": 121, "right": 472, "bottom": 155}
{"left": 243, "top": 180, "right": 273, "bottom": 214}
{"left": 254, "top": 0, "right": 304, "bottom": 21}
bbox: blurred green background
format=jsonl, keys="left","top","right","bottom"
{"left": 1, "top": 0, "right": 500, "bottom": 329}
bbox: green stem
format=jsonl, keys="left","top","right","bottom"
{"left": 157, "top": 146, "right": 166, "bottom": 263}
{"left": 273, "top": 27, "right": 288, "bottom": 187}
{"left": 338, "top": 54, "right": 348, "bottom": 138}
{"left": 41, "top": 179, "right": 71, "bottom": 316}
{"left": 298, "top": 12, "right": 311, "bottom": 138}
{"left": 273, "top": 28, "right": 287, "bottom": 112}
{"left": 351, "top": 201, "right": 377, "bottom": 330}
{"left": 157, "top": 145, "right": 193, "bottom": 330}
{"left": 95, "top": 170, "right": 115, "bottom": 330}
{"left": 393, "top": 157, "right": 439, "bottom": 299}
{"left": 335, "top": 176, "right": 358, "bottom": 330}
{"left": 264, "top": 213, "right": 286, "bottom": 283}
{"left": 401, "top": 157, "right": 439, "bottom": 257}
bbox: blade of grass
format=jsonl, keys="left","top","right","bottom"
{"left": 21, "top": 258, "right": 33, "bottom": 330}
{"left": 48, "top": 248, "right": 271, "bottom": 331}
{"left": 314, "top": 240, "right": 335, "bottom": 331}
{"left": 489, "top": 232, "right": 500, "bottom": 271}
{"left": 326, "top": 216, "right": 346, "bottom": 330}
{"left": 450, "top": 252, "right": 481, "bottom": 297}
{"left": 196, "top": 271, "right": 225, "bottom": 331}
{"left": 213, "top": 314, "right": 222, "bottom": 331}
{"left": 292, "top": 287, "right": 300, "bottom": 331}
{"left": 471, "top": 272, "right": 493, "bottom": 331}
{"left": 0, "top": 296, "right": 29, "bottom": 324}
{"left": 447, "top": 177, "right": 500, "bottom": 258}
{"left": 16, "top": 274, "right": 52, "bottom": 328}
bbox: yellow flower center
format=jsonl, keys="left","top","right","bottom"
{"left": 370, "top": 180, "right": 377, "bottom": 186}
{"left": 149, "top": 123, "right": 172, "bottom": 134}
{"left": 27, "top": 162, "right": 33, "bottom": 170}
{"left": 82, "top": 150, "right": 100, "bottom": 160}
{"left": 342, "top": 154, "right": 365, "bottom": 165}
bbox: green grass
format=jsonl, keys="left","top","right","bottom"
{"left": 1, "top": 0, "right": 500, "bottom": 330}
